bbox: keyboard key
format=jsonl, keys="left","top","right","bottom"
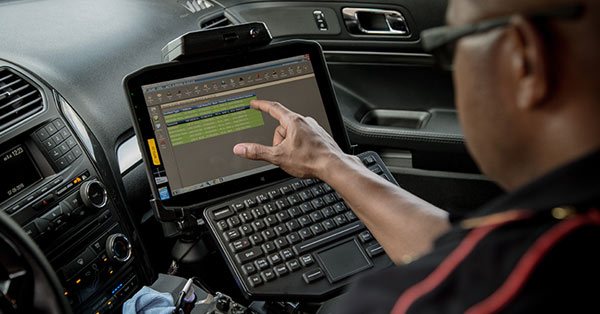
{"left": 311, "top": 198, "right": 325, "bottom": 209}
{"left": 321, "top": 183, "right": 333, "bottom": 193}
{"left": 268, "top": 253, "right": 282, "bottom": 265}
{"left": 363, "top": 155, "right": 376, "bottom": 166}
{"left": 230, "top": 238, "right": 251, "bottom": 253}
{"left": 302, "top": 269, "right": 324, "bottom": 284}
{"left": 268, "top": 189, "right": 281, "bottom": 200}
{"left": 251, "top": 207, "right": 266, "bottom": 219}
{"left": 280, "top": 185, "right": 293, "bottom": 195}
{"left": 299, "top": 254, "right": 314, "bottom": 266}
{"left": 251, "top": 220, "right": 266, "bottom": 232}
{"left": 299, "top": 228, "right": 313, "bottom": 240}
{"left": 224, "top": 229, "right": 241, "bottom": 241}
{"left": 261, "top": 229, "right": 276, "bottom": 240}
{"left": 212, "top": 207, "right": 234, "bottom": 221}
{"left": 239, "top": 211, "right": 253, "bottom": 223}
{"left": 293, "top": 221, "right": 365, "bottom": 255}
{"left": 345, "top": 211, "right": 358, "bottom": 222}
{"left": 299, "top": 190, "right": 313, "bottom": 201}
{"left": 263, "top": 203, "right": 276, "bottom": 214}
{"left": 261, "top": 242, "right": 277, "bottom": 254}
{"left": 239, "top": 224, "right": 252, "bottom": 236}
{"left": 261, "top": 269, "right": 276, "bottom": 282}
{"left": 216, "top": 220, "right": 228, "bottom": 231}
{"left": 333, "top": 203, "right": 347, "bottom": 213}
{"left": 359, "top": 230, "right": 373, "bottom": 243}
{"left": 276, "top": 211, "right": 291, "bottom": 222}
{"left": 288, "top": 207, "right": 303, "bottom": 218}
{"left": 280, "top": 248, "right": 294, "bottom": 260}
{"left": 310, "top": 211, "right": 324, "bottom": 222}
{"left": 286, "top": 259, "right": 301, "bottom": 272}
{"left": 274, "top": 237, "right": 289, "bottom": 249}
{"left": 242, "top": 263, "right": 256, "bottom": 275}
{"left": 264, "top": 215, "right": 277, "bottom": 226}
{"left": 274, "top": 224, "right": 288, "bottom": 236}
{"left": 232, "top": 203, "right": 245, "bottom": 212}
{"left": 275, "top": 199, "right": 290, "bottom": 210}
{"left": 248, "top": 275, "right": 262, "bottom": 287}
{"left": 323, "top": 193, "right": 337, "bottom": 204}
{"left": 368, "top": 165, "right": 383, "bottom": 175}
{"left": 256, "top": 193, "right": 269, "bottom": 203}
{"left": 285, "top": 220, "right": 300, "bottom": 231}
{"left": 287, "top": 194, "right": 302, "bottom": 205}
{"left": 227, "top": 216, "right": 241, "bottom": 228}
{"left": 303, "top": 179, "right": 317, "bottom": 186}
{"left": 334, "top": 215, "right": 348, "bottom": 226}
{"left": 286, "top": 232, "right": 301, "bottom": 244}
{"left": 274, "top": 265, "right": 289, "bottom": 277}
{"left": 298, "top": 215, "right": 312, "bottom": 227}
{"left": 321, "top": 219, "right": 335, "bottom": 231}
{"left": 254, "top": 257, "right": 269, "bottom": 270}
{"left": 235, "top": 247, "right": 262, "bottom": 264}
{"left": 321, "top": 206, "right": 336, "bottom": 217}
{"left": 300, "top": 203, "right": 314, "bottom": 213}
{"left": 310, "top": 224, "right": 324, "bottom": 235}
{"left": 366, "top": 244, "right": 384, "bottom": 257}
{"left": 291, "top": 181, "right": 304, "bottom": 190}
{"left": 310, "top": 186, "right": 324, "bottom": 196}
{"left": 249, "top": 234, "right": 263, "bottom": 246}
{"left": 244, "top": 198, "right": 257, "bottom": 208}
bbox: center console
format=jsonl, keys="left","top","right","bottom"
{"left": 0, "top": 63, "right": 150, "bottom": 314}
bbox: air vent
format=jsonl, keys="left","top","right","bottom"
{"left": 0, "top": 67, "right": 43, "bottom": 131}
{"left": 200, "top": 14, "right": 232, "bottom": 29}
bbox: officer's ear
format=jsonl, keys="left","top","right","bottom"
{"left": 505, "top": 16, "right": 550, "bottom": 110}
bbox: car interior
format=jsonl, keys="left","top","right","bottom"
{"left": 0, "top": 0, "right": 503, "bottom": 313}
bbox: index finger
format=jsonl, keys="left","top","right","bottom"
{"left": 250, "top": 100, "right": 295, "bottom": 126}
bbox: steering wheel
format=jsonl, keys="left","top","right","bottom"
{"left": 0, "top": 211, "right": 72, "bottom": 314}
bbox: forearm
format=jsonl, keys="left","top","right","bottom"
{"left": 320, "top": 154, "right": 451, "bottom": 264}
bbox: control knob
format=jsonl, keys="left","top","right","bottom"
{"left": 79, "top": 180, "right": 108, "bottom": 209}
{"left": 105, "top": 233, "right": 132, "bottom": 263}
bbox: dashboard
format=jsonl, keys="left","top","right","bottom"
{"left": 0, "top": 0, "right": 499, "bottom": 313}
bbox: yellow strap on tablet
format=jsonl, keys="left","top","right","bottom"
{"left": 147, "top": 139, "right": 161, "bottom": 165}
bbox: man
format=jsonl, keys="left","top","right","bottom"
{"left": 233, "top": 0, "right": 600, "bottom": 312}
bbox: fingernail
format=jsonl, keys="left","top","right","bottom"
{"left": 233, "top": 145, "right": 247, "bottom": 156}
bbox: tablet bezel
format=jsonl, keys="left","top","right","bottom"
{"left": 124, "top": 40, "right": 351, "bottom": 213}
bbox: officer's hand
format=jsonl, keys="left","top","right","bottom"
{"left": 233, "top": 100, "right": 350, "bottom": 179}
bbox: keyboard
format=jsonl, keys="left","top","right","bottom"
{"left": 204, "top": 151, "right": 396, "bottom": 300}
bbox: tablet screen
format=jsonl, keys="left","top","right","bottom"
{"left": 140, "top": 54, "right": 332, "bottom": 200}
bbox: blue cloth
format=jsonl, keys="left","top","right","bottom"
{"left": 122, "top": 286, "right": 175, "bottom": 314}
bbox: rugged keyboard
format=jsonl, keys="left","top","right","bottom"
{"left": 204, "top": 151, "right": 396, "bottom": 300}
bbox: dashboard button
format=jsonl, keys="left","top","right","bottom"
{"left": 50, "top": 148, "right": 62, "bottom": 160}
{"left": 56, "top": 157, "right": 69, "bottom": 170}
{"left": 36, "top": 128, "right": 50, "bottom": 141}
{"left": 44, "top": 123, "right": 58, "bottom": 135}
{"left": 42, "top": 138, "right": 56, "bottom": 149}
{"left": 23, "top": 222, "right": 39, "bottom": 238}
{"left": 53, "top": 119, "right": 65, "bottom": 129}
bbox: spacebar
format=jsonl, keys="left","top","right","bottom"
{"left": 293, "top": 221, "right": 365, "bottom": 255}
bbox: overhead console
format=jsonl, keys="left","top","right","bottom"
{"left": 0, "top": 62, "right": 150, "bottom": 314}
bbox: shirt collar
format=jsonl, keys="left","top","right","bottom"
{"left": 474, "top": 148, "right": 600, "bottom": 217}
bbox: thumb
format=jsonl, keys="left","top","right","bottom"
{"left": 233, "top": 143, "right": 276, "bottom": 162}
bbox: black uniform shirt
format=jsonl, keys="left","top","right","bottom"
{"left": 336, "top": 148, "right": 600, "bottom": 314}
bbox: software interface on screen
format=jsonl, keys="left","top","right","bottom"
{"left": 141, "top": 55, "right": 332, "bottom": 199}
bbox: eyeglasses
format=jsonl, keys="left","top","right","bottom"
{"left": 420, "top": 4, "right": 584, "bottom": 71}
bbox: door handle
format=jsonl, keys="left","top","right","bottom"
{"left": 342, "top": 8, "right": 410, "bottom": 36}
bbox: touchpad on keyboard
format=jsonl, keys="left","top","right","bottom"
{"left": 316, "top": 239, "right": 373, "bottom": 283}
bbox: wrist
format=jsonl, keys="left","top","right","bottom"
{"left": 317, "top": 153, "right": 362, "bottom": 182}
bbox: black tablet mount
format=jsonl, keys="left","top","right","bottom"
{"left": 161, "top": 22, "right": 272, "bottom": 62}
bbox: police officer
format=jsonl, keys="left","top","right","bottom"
{"left": 233, "top": 0, "right": 600, "bottom": 312}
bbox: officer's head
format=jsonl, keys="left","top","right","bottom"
{"left": 428, "top": 0, "right": 600, "bottom": 190}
